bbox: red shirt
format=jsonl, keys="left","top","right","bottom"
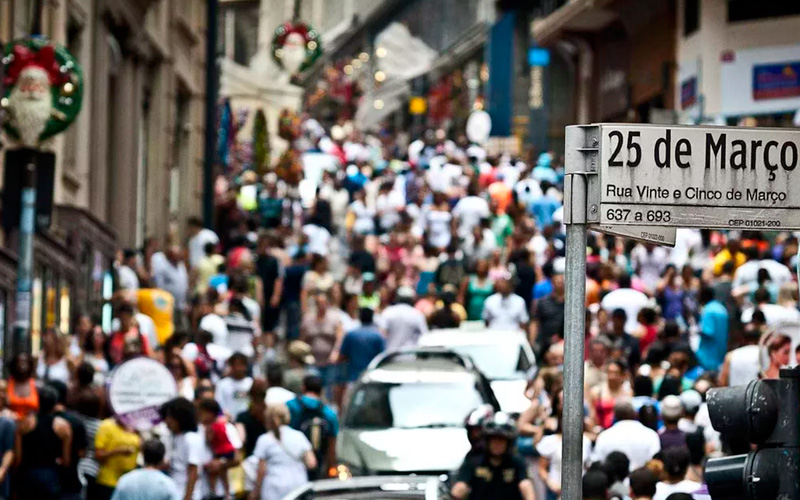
{"left": 209, "top": 417, "right": 235, "bottom": 456}
{"left": 109, "top": 327, "right": 151, "bottom": 365}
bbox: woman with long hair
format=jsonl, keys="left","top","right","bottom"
{"left": 7, "top": 353, "right": 38, "bottom": 420}
{"left": 764, "top": 334, "right": 792, "bottom": 379}
{"left": 251, "top": 405, "right": 317, "bottom": 500}
{"left": 589, "top": 360, "right": 632, "bottom": 430}
{"left": 463, "top": 259, "right": 495, "bottom": 321}
{"left": 82, "top": 326, "right": 110, "bottom": 386}
{"left": 37, "top": 328, "right": 71, "bottom": 385}
{"left": 536, "top": 396, "right": 592, "bottom": 499}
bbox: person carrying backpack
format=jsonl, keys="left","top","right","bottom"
{"left": 286, "top": 374, "right": 339, "bottom": 479}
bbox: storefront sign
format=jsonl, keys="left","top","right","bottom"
{"left": 528, "top": 48, "right": 550, "bottom": 67}
{"left": 681, "top": 77, "right": 697, "bottom": 109}
{"left": 108, "top": 357, "right": 177, "bottom": 431}
{"left": 597, "top": 124, "right": 800, "bottom": 229}
{"left": 753, "top": 61, "right": 800, "bottom": 101}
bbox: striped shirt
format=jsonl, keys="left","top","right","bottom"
{"left": 76, "top": 414, "right": 101, "bottom": 483}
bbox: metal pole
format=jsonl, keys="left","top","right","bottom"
{"left": 561, "top": 125, "right": 592, "bottom": 500}
{"left": 12, "top": 150, "right": 37, "bottom": 357}
{"left": 202, "top": 0, "right": 219, "bottom": 229}
{"left": 561, "top": 222, "right": 587, "bottom": 500}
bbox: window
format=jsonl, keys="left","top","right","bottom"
{"left": 684, "top": 0, "right": 700, "bottom": 36}
{"left": 727, "top": 0, "right": 800, "bottom": 22}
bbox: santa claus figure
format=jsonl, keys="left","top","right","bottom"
{"left": 280, "top": 32, "right": 307, "bottom": 75}
{"left": 7, "top": 65, "right": 53, "bottom": 147}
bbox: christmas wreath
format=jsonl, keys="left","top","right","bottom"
{"left": 271, "top": 21, "right": 323, "bottom": 73}
{"left": 1, "top": 37, "right": 83, "bottom": 145}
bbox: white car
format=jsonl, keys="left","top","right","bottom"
{"left": 419, "top": 328, "right": 536, "bottom": 414}
{"left": 337, "top": 348, "right": 500, "bottom": 477}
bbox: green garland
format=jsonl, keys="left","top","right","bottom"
{"left": 270, "top": 21, "right": 323, "bottom": 74}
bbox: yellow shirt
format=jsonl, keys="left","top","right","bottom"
{"left": 711, "top": 249, "right": 746, "bottom": 276}
{"left": 137, "top": 288, "right": 175, "bottom": 344}
{"left": 196, "top": 254, "right": 225, "bottom": 293}
{"left": 95, "top": 418, "right": 140, "bottom": 487}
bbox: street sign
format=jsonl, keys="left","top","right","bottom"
{"left": 596, "top": 124, "right": 800, "bottom": 229}
{"left": 593, "top": 225, "right": 677, "bottom": 247}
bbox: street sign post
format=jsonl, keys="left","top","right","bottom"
{"left": 562, "top": 123, "right": 800, "bottom": 500}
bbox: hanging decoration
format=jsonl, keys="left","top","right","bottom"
{"left": 278, "top": 108, "right": 301, "bottom": 142}
{"left": 1, "top": 37, "right": 84, "bottom": 147}
{"left": 216, "top": 98, "right": 234, "bottom": 170}
{"left": 271, "top": 21, "right": 322, "bottom": 75}
{"left": 252, "top": 109, "right": 270, "bottom": 176}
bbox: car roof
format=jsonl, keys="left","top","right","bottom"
{"left": 286, "top": 476, "right": 443, "bottom": 499}
{"left": 419, "top": 329, "right": 528, "bottom": 347}
{"left": 362, "top": 365, "right": 478, "bottom": 385}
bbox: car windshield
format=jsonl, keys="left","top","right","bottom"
{"left": 446, "top": 342, "right": 531, "bottom": 379}
{"left": 345, "top": 381, "right": 484, "bottom": 429}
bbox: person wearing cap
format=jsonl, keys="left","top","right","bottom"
{"left": 379, "top": 286, "right": 428, "bottom": 351}
{"left": 658, "top": 395, "right": 687, "bottom": 451}
{"left": 451, "top": 412, "right": 534, "bottom": 500}
{"left": 284, "top": 341, "right": 315, "bottom": 395}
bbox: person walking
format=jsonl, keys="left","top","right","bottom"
{"left": 451, "top": 413, "right": 535, "bottom": 500}
{"left": 160, "top": 398, "right": 204, "bottom": 500}
{"left": 592, "top": 402, "right": 661, "bottom": 471}
{"left": 93, "top": 415, "right": 141, "bottom": 500}
{"left": 252, "top": 405, "right": 317, "bottom": 500}
{"left": 335, "top": 308, "right": 386, "bottom": 387}
{"left": 15, "top": 385, "right": 72, "bottom": 500}
{"left": 111, "top": 439, "right": 180, "bottom": 500}
{"left": 286, "top": 375, "right": 339, "bottom": 479}
{"left": 380, "top": 287, "right": 428, "bottom": 351}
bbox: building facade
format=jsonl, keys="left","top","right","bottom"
{"left": 675, "top": 0, "right": 800, "bottom": 125}
{"left": 0, "top": 0, "right": 208, "bottom": 347}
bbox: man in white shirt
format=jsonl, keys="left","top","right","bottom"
{"left": 302, "top": 221, "right": 331, "bottom": 256}
{"left": 482, "top": 278, "right": 529, "bottom": 331}
{"left": 265, "top": 366, "right": 296, "bottom": 405}
{"left": 215, "top": 353, "right": 254, "bottom": 418}
{"left": 592, "top": 401, "right": 661, "bottom": 471}
{"left": 452, "top": 184, "right": 490, "bottom": 237}
{"left": 187, "top": 217, "right": 219, "bottom": 270}
{"left": 379, "top": 287, "right": 428, "bottom": 351}
{"left": 118, "top": 250, "right": 140, "bottom": 291}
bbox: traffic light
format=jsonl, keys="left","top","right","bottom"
{"left": 704, "top": 367, "right": 800, "bottom": 499}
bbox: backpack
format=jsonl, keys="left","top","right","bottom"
{"left": 296, "top": 397, "right": 331, "bottom": 477}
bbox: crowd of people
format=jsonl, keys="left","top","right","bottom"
{"left": 3, "top": 117, "right": 799, "bottom": 500}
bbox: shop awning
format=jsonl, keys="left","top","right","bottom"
{"left": 355, "top": 78, "right": 410, "bottom": 130}
{"left": 532, "top": 0, "right": 617, "bottom": 45}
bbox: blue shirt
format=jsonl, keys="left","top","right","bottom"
{"left": 341, "top": 326, "right": 386, "bottom": 382}
{"left": 531, "top": 196, "right": 561, "bottom": 229}
{"left": 532, "top": 279, "right": 553, "bottom": 301}
{"left": 111, "top": 469, "right": 180, "bottom": 500}
{"left": 697, "top": 300, "right": 729, "bottom": 371}
{"left": 286, "top": 396, "right": 340, "bottom": 436}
